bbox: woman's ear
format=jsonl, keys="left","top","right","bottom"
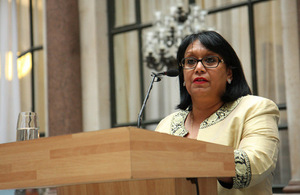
{"left": 227, "top": 68, "right": 233, "bottom": 84}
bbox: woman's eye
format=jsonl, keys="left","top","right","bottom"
{"left": 204, "top": 57, "right": 217, "bottom": 64}
{"left": 187, "top": 59, "right": 197, "bottom": 64}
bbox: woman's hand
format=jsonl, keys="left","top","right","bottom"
{"left": 218, "top": 177, "right": 233, "bottom": 189}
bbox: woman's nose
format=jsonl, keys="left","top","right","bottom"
{"left": 194, "top": 61, "right": 206, "bottom": 73}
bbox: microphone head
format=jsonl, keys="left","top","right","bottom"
{"left": 157, "top": 69, "right": 179, "bottom": 77}
{"left": 165, "top": 69, "right": 179, "bottom": 77}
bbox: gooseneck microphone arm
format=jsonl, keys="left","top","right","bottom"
{"left": 137, "top": 69, "right": 179, "bottom": 128}
{"left": 137, "top": 73, "right": 161, "bottom": 128}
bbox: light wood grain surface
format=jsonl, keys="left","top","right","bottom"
{"left": 0, "top": 127, "right": 235, "bottom": 193}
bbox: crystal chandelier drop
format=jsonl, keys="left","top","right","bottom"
{"left": 144, "top": 4, "right": 212, "bottom": 71}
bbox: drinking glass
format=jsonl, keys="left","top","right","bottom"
{"left": 16, "top": 111, "right": 39, "bottom": 141}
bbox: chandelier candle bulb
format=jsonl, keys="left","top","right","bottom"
{"left": 144, "top": 4, "right": 213, "bottom": 71}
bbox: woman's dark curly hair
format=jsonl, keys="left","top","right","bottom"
{"left": 177, "top": 31, "right": 251, "bottom": 110}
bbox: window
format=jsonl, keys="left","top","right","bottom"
{"left": 17, "top": 0, "right": 45, "bottom": 136}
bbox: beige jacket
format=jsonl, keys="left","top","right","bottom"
{"left": 155, "top": 95, "right": 280, "bottom": 195}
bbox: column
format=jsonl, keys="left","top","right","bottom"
{"left": 46, "top": 0, "right": 83, "bottom": 136}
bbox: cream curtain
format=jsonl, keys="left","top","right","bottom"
{"left": 0, "top": 0, "right": 20, "bottom": 144}
{"left": 114, "top": 31, "right": 142, "bottom": 124}
{"left": 280, "top": 0, "right": 300, "bottom": 187}
{"left": 114, "top": 0, "right": 139, "bottom": 124}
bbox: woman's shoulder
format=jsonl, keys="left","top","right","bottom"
{"left": 240, "top": 95, "right": 278, "bottom": 107}
{"left": 238, "top": 95, "right": 279, "bottom": 114}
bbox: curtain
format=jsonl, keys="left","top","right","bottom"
{"left": 0, "top": 0, "right": 20, "bottom": 144}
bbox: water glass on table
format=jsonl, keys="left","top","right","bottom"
{"left": 16, "top": 111, "right": 39, "bottom": 141}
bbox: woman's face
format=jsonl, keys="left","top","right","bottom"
{"left": 183, "top": 40, "right": 232, "bottom": 103}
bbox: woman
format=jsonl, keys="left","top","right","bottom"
{"left": 155, "top": 31, "right": 279, "bottom": 195}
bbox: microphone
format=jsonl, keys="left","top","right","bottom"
{"left": 157, "top": 69, "right": 179, "bottom": 77}
{"left": 137, "top": 69, "right": 179, "bottom": 128}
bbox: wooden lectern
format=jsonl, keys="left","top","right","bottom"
{"left": 0, "top": 127, "right": 235, "bottom": 194}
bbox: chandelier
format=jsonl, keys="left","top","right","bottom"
{"left": 144, "top": 4, "right": 212, "bottom": 71}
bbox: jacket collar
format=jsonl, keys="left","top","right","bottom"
{"left": 170, "top": 97, "right": 242, "bottom": 137}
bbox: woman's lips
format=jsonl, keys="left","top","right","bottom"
{"left": 193, "top": 77, "right": 208, "bottom": 84}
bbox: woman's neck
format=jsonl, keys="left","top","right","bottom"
{"left": 185, "top": 97, "right": 224, "bottom": 139}
{"left": 191, "top": 99, "right": 224, "bottom": 124}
